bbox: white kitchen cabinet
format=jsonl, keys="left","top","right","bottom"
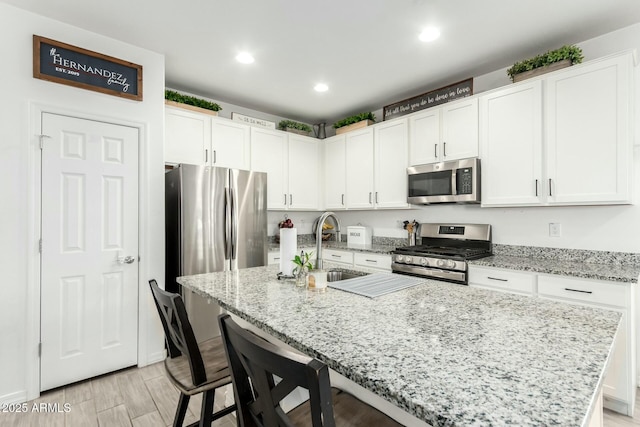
{"left": 345, "top": 128, "right": 375, "bottom": 209}
{"left": 322, "top": 249, "right": 353, "bottom": 265}
{"left": 409, "top": 97, "right": 478, "bottom": 166}
{"left": 267, "top": 251, "right": 281, "bottom": 266}
{"left": 165, "top": 105, "right": 250, "bottom": 169}
{"left": 323, "top": 135, "right": 347, "bottom": 209}
{"left": 251, "top": 128, "right": 319, "bottom": 210}
{"left": 165, "top": 105, "right": 211, "bottom": 165}
{"left": 211, "top": 117, "right": 250, "bottom": 169}
{"left": 251, "top": 127, "right": 288, "bottom": 209}
{"left": 480, "top": 81, "right": 543, "bottom": 206}
{"left": 353, "top": 252, "right": 392, "bottom": 271}
{"left": 374, "top": 119, "right": 409, "bottom": 208}
{"left": 287, "top": 134, "right": 320, "bottom": 210}
{"left": 479, "top": 51, "right": 633, "bottom": 207}
{"left": 537, "top": 274, "right": 635, "bottom": 416}
{"left": 468, "top": 265, "right": 535, "bottom": 295}
{"left": 545, "top": 53, "right": 633, "bottom": 205}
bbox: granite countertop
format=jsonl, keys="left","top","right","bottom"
{"left": 269, "top": 241, "right": 397, "bottom": 255}
{"left": 177, "top": 264, "right": 620, "bottom": 427}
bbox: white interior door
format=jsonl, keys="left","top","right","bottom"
{"left": 40, "top": 113, "right": 139, "bottom": 391}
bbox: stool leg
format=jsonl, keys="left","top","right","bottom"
{"left": 199, "top": 389, "right": 215, "bottom": 427}
{"left": 174, "top": 393, "right": 190, "bottom": 427}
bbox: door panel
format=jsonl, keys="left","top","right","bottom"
{"left": 41, "top": 113, "right": 139, "bottom": 391}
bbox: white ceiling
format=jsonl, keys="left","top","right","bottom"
{"left": 4, "top": 0, "right": 640, "bottom": 124}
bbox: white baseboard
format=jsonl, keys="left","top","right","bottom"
{"left": 142, "top": 349, "right": 166, "bottom": 366}
{"left": 0, "top": 390, "right": 28, "bottom": 406}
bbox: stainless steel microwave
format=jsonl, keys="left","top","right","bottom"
{"left": 407, "top": 157, "right": 481, "bottom": 204}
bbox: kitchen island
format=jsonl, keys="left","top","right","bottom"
{"left": 177, "top": 264, "right": 620, "bottom": 426}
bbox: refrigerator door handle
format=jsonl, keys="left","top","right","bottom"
{"left": 230, "top": 182, "right": 239, "bottom": 261}
{"left": 224, "top": 187, "right": 232, "bottom": 260}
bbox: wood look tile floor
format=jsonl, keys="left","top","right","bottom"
{"left": 1, "top": 362, "right": 639, "bottom": 426}
{"left": 0, "top": 362, "right": 236, "bottom": 427}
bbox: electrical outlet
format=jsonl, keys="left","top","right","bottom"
{"left": 549, "top": 223, "right": 562, "bottom": 237}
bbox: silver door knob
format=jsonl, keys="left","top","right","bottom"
{"left": 117, "top": 255, "right": 136, "bottom": 264}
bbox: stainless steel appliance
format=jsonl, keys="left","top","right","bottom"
{"left": 407, "top": 157, "right": 481, "bottom": 204}
{"left": 391, "top": 223, "right": 491, "bottom": 284}
{"left": 165, "top": 164, "right": 267, "bottom": 342}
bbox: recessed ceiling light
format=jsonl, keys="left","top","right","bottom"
{"left": 236, "top": 52, "right": 254, "bottom": 64}
{"left": 419, "top": 27, "right": 441, "bottom": 42}
{"left": 314, "top": 83, "right": 329, "bottom": 92}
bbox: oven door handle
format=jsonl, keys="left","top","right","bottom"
{"left": 451, "top": 170, "right": 457, "bottom": 195}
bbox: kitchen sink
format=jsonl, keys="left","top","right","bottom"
{"left": 326, "top": 269, "right": 368, "bottom": 282}
{"left": 327, "top": 271, "right": 426, "bottom": 298}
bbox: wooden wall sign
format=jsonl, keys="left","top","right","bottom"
{"left": 231, "top": 112, "right": 275, "bottom": 129}
{"left": 383, "top": 78, "right": 473, "bottom": 121}
{"left": 33, "top": 35, "right": 143, "bottom": 101}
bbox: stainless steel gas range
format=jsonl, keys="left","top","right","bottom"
{"left": 392, "top": 223, "right": 492, "bottom": 284}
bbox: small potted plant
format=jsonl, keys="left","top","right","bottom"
{"left": 507, "top": 45, "right": 584, "bottom": 83}
{"left": 292, "top": 251, "right": 314, "bottom": 287}
{"left": 333, "top": 112, "right": 376, "bottom": 135}
{"left": 164, "top": 89, "right": 222, "bottom": 115}
{"left": 278, "top": 120, "right": 312, "bottom": 136}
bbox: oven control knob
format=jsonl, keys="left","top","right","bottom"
{"left": 404, "top": 256, "right": 413, "bottom": 264}
{"left": 420, "top": 258, "right": 428, "bottom": 266}
{"left": 436, "top": 259, "right": 445, "bottom": 267}
{"left": 396, "top": 255, "right": 404, "bottom": 262}
{"left": 447, "top": 260, "right": 456, "bottom": 268}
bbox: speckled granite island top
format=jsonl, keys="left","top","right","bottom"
{"left": 177, "top": 265, "right": 620, "bottom": 427}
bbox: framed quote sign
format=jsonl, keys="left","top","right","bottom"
{"left": 383, "top": 78, "right": 473, "bottom": 120}
{"left": 33, "top": 35, "right": 143, "bottom": 101}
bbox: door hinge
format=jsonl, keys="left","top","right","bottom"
{"left": 37, "top": 134, "right": 51, "bottom": 150}
{"left": 38, "top": 342, "right": 42, "bottom": 357}
{"left": 38, "top": 238, "right": 42, "bottom": 253}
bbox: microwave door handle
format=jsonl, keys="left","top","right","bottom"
{"left": 451, "top": 170, "right": 457, "bottom": 195}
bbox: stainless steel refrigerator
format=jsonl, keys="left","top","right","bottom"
{"left": 165, "top": 164, "right": 267, "bottom": 342}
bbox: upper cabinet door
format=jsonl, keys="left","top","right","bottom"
{"left": 323, "top": 135, "right": 347, "bottom": 210}
{"left": 545, "top": 53, "right": 633, "bottom": 205}
{"left": 345, "top": 128, "right": 374, "bottom": 209}
{"left": 374, "top": 119, "right": 409, "bottom": 208}
{"left": 211, "top": 118, "right": 250, "bottom": 170}
{"left": 409, "top": 108, "right": 441, "bottom": 165}
{"left": 250, "top": 127, "right": 288, "bottom": 210}
{"left": 287, "top": 134, "right": 319, "bottom": 210}
{"left": 480, "top": 81, "right": 543, "bottom": 206}
{"left": 441, "top": 98, "right": 479, "bottom": 161}
{"left": 165, "top": 106, "right": 211, "bottom": 165}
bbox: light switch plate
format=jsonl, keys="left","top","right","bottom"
{"left": 549, "top": 223, "right": 562, "bottom": 237}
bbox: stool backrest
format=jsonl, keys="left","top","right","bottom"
{"left": 218, "top": 314, "right": 336, "bottom": 427}
{"left": 148, "top": 279, "right": 207, "bottom": 386}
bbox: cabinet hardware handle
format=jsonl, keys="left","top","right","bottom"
{"left": 213, "top": 150, "right": 217, "bottom": 164}
{"left": 284, "top": 194, "right": 287, "bottom": 205}
{"left": 443, "top": 142, "right": 447, "bottom": 157}
{"left": 341, "top": 194, "right": 344, "bottom": 205}
{"left": 365, "top": 259, "right": 377, "bottom": 263}
{"left": 375, "top": 192, "right": 378, "bottom": 203}
{"left": 535, "top": 179, "right": 538, "bottom": 197}
{"left": 289, "top": 194, "right": 292, "bottom": 205}
{"left": 369, "top": 192, "right": 372, "bottom": 204}
{"left": 205, "top": 149, "right": 208, "bottom": 163}
{"left": 331, "top": 254, "right": 341, "bottom": 258}
{"left": 434, "top": 143, "right": 438, "bottom": 158}
{"left": 487, "top": 276, "right": 508, "bottom": 282}
{"left": 564, "top": 288, "right": 593, "bottom": 294}
{"left": 273, "top": 257, "right": 280, "bottom": 261}
{"left": 549, "top": 179, "right": 552, "bottom": 196}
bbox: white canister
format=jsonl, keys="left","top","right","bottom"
{"left": 347, "top": 226, "right": 372, "bottom": 249}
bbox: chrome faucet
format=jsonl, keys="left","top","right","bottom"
{"left": 315, "top": 212, "right": 341, "bottom": 269}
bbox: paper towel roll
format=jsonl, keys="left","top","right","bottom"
{"left": 279, "top": 228, "right": 297, "bottom": 276}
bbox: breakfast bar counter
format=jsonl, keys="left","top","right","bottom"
{"left": 177, "top": 264, "right": 620, "bottom": 427}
